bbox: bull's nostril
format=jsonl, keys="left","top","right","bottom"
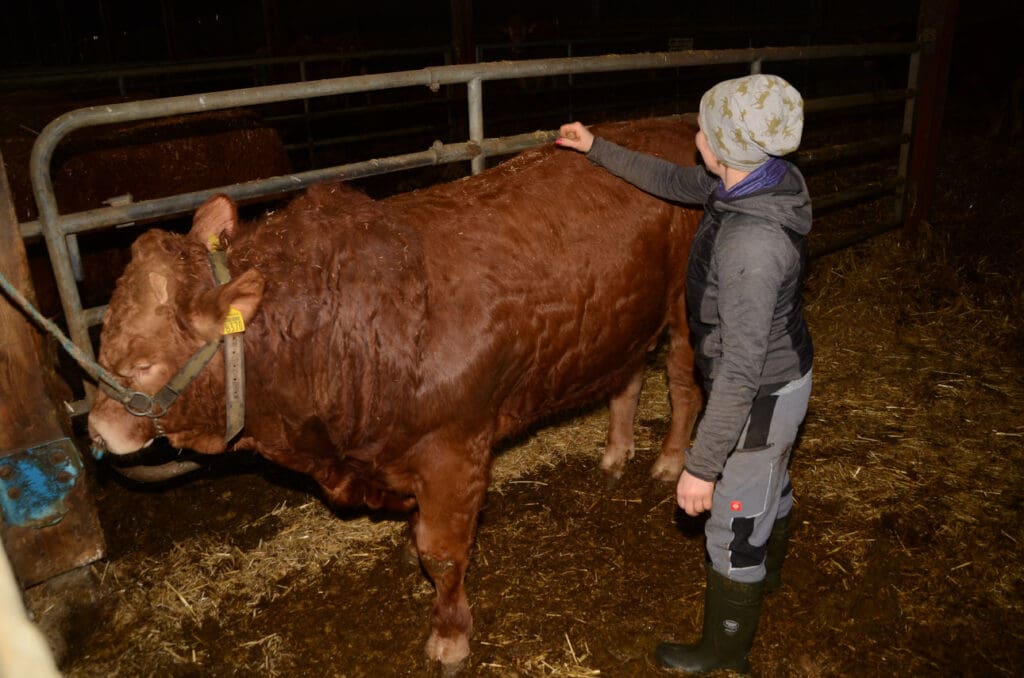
{"left": 90, "top": 437, "right": 107, "bottom": 460}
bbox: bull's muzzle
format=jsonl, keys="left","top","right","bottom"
{"left": 91, "top": 432, "right": 203, "bottom": 482}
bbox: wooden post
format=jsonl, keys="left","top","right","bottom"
{"left": 904, "top": 0, "right": 959, "bottom": 236}
{"left": 0, "top": 152, "right": 105, "bottom": 587}
{"left": 450, "top": 0, "right": 475, "bottom": 64}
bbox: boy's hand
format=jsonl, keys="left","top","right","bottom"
{"left": 676, "top": 470, "right": 715, "bottom": 516}
{"left": 555, "top": 122, "right": 594, "bottom": 153}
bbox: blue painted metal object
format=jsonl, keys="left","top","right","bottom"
{"left": 0, "top": 438, "right": 82, "bottom": 529}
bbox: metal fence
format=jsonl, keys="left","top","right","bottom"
{"left": 0, "top": 45, "right": 457, "bottom": 171}
{"left": 20, "top": 39, "right": 922, "bottom": 416}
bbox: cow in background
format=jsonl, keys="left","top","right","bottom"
{"left": 87, "top": 117, "right": 703, "bottom": 665}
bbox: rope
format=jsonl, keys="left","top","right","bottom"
{"left": 2, "top": 247, "right": 242, "bottom": 450}
{"left": 0, "top": 269, "right": 130, "bottom": 401}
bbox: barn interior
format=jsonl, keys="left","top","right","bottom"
{"left": 1, "top": 1, "right": 1022, "bottom": 676}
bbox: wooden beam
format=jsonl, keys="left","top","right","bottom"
{"left": 0, "top": 152, "right": 105, "bottom": 588}
{"left": 450, "top": 0, "right": 475, "bottom": 64}
{"left": 905, "top": 0, "right": 959, "bottom": 236}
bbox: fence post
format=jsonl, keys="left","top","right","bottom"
{"left": 904, "top": 0, "right": 958, "bottom": 236}
{"left": 450, "top": 0, "right": 475, "bottom": 65}
{"left": 468, "top": 77, "right": 485, "bottom": 174}
{"left": 0, "top": 151, "right": 106, "bottom": 587}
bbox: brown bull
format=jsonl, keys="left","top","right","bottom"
{"left": 87, "top": 117, "right": 703, "bottom": 665}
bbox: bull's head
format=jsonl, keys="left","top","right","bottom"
{"left": 88, "top": 195, "right": 263, "bottom": 459}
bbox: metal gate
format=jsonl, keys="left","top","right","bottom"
{"left": 20, "top": 39, "right": 926, "bottom": 416}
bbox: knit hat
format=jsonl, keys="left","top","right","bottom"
{"left": 698, "top": 74, "right": 804, "bottom": 171}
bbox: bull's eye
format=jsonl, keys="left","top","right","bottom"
{"left": 128, "top": 364, "right": 154, "bottom": 384}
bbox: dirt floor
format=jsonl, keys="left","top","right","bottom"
{"left": 16, "top": 87, "right": 1024, "bottom": 676}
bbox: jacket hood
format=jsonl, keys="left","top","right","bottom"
{"left": 710, "top": 163, "right": 812, "bottom": 236}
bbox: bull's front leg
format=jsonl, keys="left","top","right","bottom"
{"left": 600, "top": 367, "right": 644, "bottom": 479}
{"left": 410, "top": 432, "right": 490, "bottom": 666}
{"left": 650, "top": 323, "right": 703, "bottom": 482}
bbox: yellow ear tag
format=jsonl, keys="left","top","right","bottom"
{"left": 222, "top": 307, "right": 245, "bottom": 335}
{"left": 207, "top": 233, "right": 222, "bottom": 252}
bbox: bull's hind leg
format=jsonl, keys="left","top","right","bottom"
{"left": 600, "top": 367, "right": 644, "bottom": 479}
{"left": 411, "top": 432, "right": 490, "bottom": 666}
{"left": 651, "top": 323, "right": 703, "bottom": 482}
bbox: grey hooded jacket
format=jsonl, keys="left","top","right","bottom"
{"left": 587, "top": 136, "right": 813, "bottom": 481}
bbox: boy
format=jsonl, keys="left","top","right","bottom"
{"left": 556, "top": 73, "right": 813, "bottom": 674}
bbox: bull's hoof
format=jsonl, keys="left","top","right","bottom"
{"left": 426, "top": 631, "right": 470, "bottom": 669}
{"left": 598, "top": 457, "right": 626, "bottom": 481}
{"left": 598, "top": 443, "right": 633, "bottom": 481}
{"left": 649, "top": 455, "right": 684, "bottom": 483}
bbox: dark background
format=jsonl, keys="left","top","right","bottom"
{"left": 2, "top": 2, "right": 1019, "bottom": 150}
{"left": 2, "top": 0, "right": 925, "bottom": 68}
{"left": 2, "top": 2, "right": 1018, "bottom": 165}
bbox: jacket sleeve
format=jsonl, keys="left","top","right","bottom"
{"left": 683, "top": 220, "right": 794, "bottom": 481}
{"left": 586, "top": 136, "right": 715, "bottom": 205}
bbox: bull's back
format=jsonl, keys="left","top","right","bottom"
{"left": 389, "top": 118, "right": 700, "bottom": 434}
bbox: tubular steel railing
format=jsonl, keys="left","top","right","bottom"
{"left": 23, "top": 40, "right": 921, "bottom": 415}
{"left": 0, "top": 45, "right": 457, "bottom": 177}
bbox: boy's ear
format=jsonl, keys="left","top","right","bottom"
{"left": 188, "top": 269, "right": 265, "bottom": 342}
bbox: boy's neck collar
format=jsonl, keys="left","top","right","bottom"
{"left": 722, "top": 166, "right": 752, "bottom": 191}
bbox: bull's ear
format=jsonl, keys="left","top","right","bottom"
{"left": 191, "top": 194, "right": 238, "bottom": 249}
{"left": 220, "top": 269, "right": 264, "bottom": 324}
{"left": 189, "top": 269, "right": 265, "bottom": 341}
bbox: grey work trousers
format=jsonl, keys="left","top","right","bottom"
{"left": 705, "top": 369, "right": 812, "bottom": 584}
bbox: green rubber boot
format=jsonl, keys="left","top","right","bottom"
{"left": 654, "top": 566, "right": 764, "bottom": 675}
{"left": 764, "top": 512, "right": 793, "bottom": 594}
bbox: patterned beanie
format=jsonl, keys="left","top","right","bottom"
{"left": 698, "top": 74, "right": 804, "bottom": 171}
